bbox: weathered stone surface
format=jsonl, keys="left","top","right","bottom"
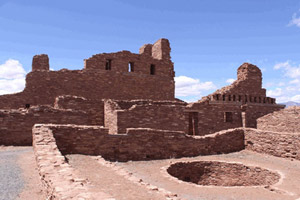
{"left": 167, "top": 161, "right": 280, "bottom": 186}
{"left": 257, "top": 106, "right": 300, "bottom": 133}
{"left": 186, "top": 63, "right": 284, "bottom": 136}
{"left": 104, "top": 99, "right": 187, "bottom": 134}
{"left": 32, "top": 124, "right": 113, "bottom": 200}
{"left": 244, "top": 128, "right": 300, "bottom": 160}
{"left": 33, "top": 124, "right": 245, "bottom": 162}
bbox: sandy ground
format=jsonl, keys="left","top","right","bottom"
{"left": 68, "top": 150, "right": 300, "bottom": 200}
{"left": 67, "top": 154, "right": 168, "bottom": 200}
{"left": 116, "top": 150, "right": 300, "bottom": 200}
{"left": 0, "top": 146, "right": 47, "bottom": 200}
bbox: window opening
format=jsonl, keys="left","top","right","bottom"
{"left": 224, "top": 112, "right": 233, "bottom": 123}
{"left": 105, "top": 59, "right": 112, "bottom": 70}
{"left": 150, "top": 64, "right": 155, "bottom": 75}
{"left": 128, "top": 62, "right": 134, "bottom": 72}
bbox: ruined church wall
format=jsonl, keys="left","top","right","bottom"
{"left": 187, "top": 102, "right": 243, "bottom": 136}
{"left": 84, "top": 51, "right": 174, "bottom": 78}
{"left": 243, "top": 104, "right": 284, "bottom": 128}
{"left": 0, "top": 69, "right": 174, "bottom": 109}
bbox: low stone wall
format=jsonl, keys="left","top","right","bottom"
{"left": 54, "top": 95, "right": 104, "bottom": 125}
{"left": 0, "top": 105, "right": 92, "bottom": 146}
{"left": 244, "top": 128, "right": 300, "bottom": 160}
{"left": 257, "top": 106, "right": 300, "bottom": 133}
{"left": 32, "top": 124, "right": 112, "bottom": 200}
{"left": 33, "top": 124, "right": 245, "bottom": 162}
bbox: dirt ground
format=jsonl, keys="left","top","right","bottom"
{"left": 0, "top": 146, "right": 47, "bottom": 200}
{"left": 66, "top": 154, "right": 168, "bottom": 200}
{"left": 68, "top": 150, "right": 300, "bottom": 200}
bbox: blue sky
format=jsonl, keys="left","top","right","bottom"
{"left": 1, "top": 0, "right": 300, "bottom": 103}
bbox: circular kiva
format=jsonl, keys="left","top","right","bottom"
{"left": 167, "top": 161, "right": 280, "bottom": 187}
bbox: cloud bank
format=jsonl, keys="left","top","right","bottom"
{"left": 175, "top": 76, "right": 216, "bottom": 102}
{"left": 0, "top": 59, "right": 26, "bottom": 95}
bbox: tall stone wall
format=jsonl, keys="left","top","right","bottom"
{"left": 0, "top": 38, "right": 175, "bottom": 109}
{"left": 186, "top": 63, "right": 284, "bottom": 136}
{"left": 257, "top": 106, "right": 300, "bottom": 133}
{"left": 33, "top": 124, "right": 245, "bottom": 162}
{"left": 104, "top": 100, "right": 187, "bottom": 134}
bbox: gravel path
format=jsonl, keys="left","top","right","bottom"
{"left": 0, "top": 147, "right": 46, "bottom": 200}
{"left": 0, "top": 147, "right": 26, "bottom": 200}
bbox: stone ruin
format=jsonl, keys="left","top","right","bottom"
{"left": 1, "top": 38, "right": 299, "bottom": 199}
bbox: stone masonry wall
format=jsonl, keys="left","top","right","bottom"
{"left": 257, "top": 106, "right": 300, "bottom": 133}
{"left": 104, "top": 100, "right": 188, "bottom": 134}
{"left": 32, "top": 124, "right": 112, "bottom": 200}
{"left": 54, "top": 95, "right": 104, "bottom": 125}
{"left": 0, "top": 106, "right": 94, "bottom": 146}
{"left": 186, "top": 102, "right": 243, "bottom": 136}
{"left": 35, "top": 124, "right": 245, "bottom": 162}
{"left": 0, "top": 38, "right": 175, "bottom": 109}
{"left": 244, "top": 128, "right": 300, "bottom": 160}
{"left": 186, "top": 62, "right": 284, "bottom": 136}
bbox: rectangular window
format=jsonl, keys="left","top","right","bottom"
{"left": 105, "top": 59, "right": 112, "bottom": 70}
{"left": 150, "top": 64, "right": 155, "bottom": 75}
{"left": 224, "top": 112, "right": 233, "bottom": 123}
{"left": 128, "top": 62, "right": 134, "bottom": 72}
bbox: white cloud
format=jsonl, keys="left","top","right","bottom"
{"left": 274, "top": 61, "right": 300, "bottom": 78}
{"left": 0, "top": 59, "right": 26, "bottom": 95}
{"left": 267, "top": 88, "right": 282, "bottom": 97}
{"left": 0, "top": 59, "right": 26, "bottom": 79}
{"left": 291, "top": 95, "right": 300, "bottom": 102}
{"left": 175, "top": 76, "right": 216, "bottom": 97}
{"left": 226, "top": 78, "right": 235, "bottom": 84}
{"left": 289, "top": 79, "right": 300, "bottom": 84}
{"left": 289, "top": 13, "right": 300, "bottom": 27}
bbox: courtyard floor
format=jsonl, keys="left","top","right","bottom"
{"left": 67, "top": 150, "right": 300, "bottom": 200}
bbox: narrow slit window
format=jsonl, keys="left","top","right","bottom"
{"left": 239, "top": 95, "right": 242, "bottom": 102}
{"left": 150, "top": 64, "right": 155, "bottom": 75}
{"left": 224, "top": 112, "right": 233, "bottom": 123}
{"left": 233, "top": 95, "right": 236, "bottom": 101}
{"left": 216, "top": 94, "right": 219, "bottom": 100}
{"left": 228, "top": 95, "right": 231, "bottom": 101}
{"left": 223, "top": 95, "right": 225, "bottom": 101}
{"left": 105, "top": 59, "right": 112, "bottom": 70}
{"left": 128, "top": 62, "right": 134, "bottom": 72}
